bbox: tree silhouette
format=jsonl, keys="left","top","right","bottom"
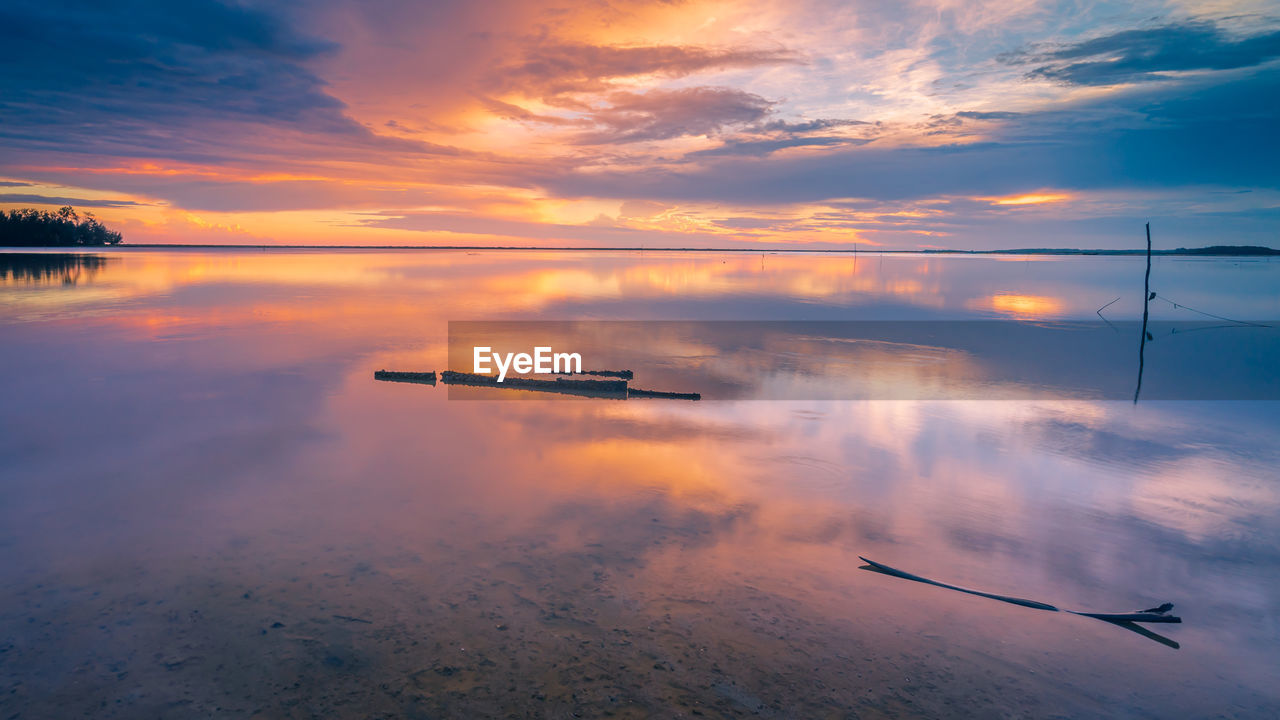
{"left": 0, "top": 206, "right": 123, "bottom": 246}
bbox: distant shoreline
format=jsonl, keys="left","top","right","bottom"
{"left": 2, "top": 243, "right": 1278, "bottom": 256}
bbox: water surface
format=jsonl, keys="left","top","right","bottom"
{"left": 1, "top": 249, "right": 1278, "bottom": 718}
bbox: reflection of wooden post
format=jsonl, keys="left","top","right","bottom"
{"left": 1134, "top": 223, "right": 1152, "bottom": 403}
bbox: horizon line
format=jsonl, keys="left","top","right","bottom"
{"left": 5, "top": 243, "right": 1277, "bottom": 256}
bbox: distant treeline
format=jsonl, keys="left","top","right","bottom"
{"left": 922, "top": 245, "right": 1280, "bottom": 256}
{"left": 0, "top": 207, "right": 123, "bottom": 246}
{"left": 1165, "top": 245, "right": 1280, "bottom": 256}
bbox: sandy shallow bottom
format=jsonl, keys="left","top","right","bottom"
{"left": 4, "top": 529, "right": 1267, "bottom": 720}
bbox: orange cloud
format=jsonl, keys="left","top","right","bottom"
{"left": 984, "top": 192, "right": 1074, "bottom": 206}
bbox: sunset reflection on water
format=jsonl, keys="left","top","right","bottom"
{"left": 1, "top": 249, "right": 1278, "bottom": 718}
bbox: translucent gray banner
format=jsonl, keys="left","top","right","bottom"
{"left": 418, "top": 320, "right": 1280, "bottom": 401}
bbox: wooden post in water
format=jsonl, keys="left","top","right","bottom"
{"left": 1134, "top": 223, "right": 1153, "bottom": 403}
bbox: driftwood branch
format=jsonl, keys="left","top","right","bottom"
{"left": 628, "top": 387, "right": 701, "bottom": 400}
{"left": 859, "top": 557, "right": 1181, "bottom": 648}
{"left": 557, "top": 369, "right": 635, "bottom": 379}
{"left": 374, "top": 370, "right": 437, "bottom": 385}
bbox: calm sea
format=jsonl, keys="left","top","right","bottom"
{"left": 1, "top": 248, "right": 1277, "bottom": 718}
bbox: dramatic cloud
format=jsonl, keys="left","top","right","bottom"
{"left": 540, "top": 67, "right": 1280, "bottom": 203}
{"left": 1006, "top": 20, "right": 1280, "bottom": 85}
{"left": 0, "top": 194, "right": 144, "bottom": 208}
{"left": 954, "top": 112, "right": 1023, "bottom": 121}
{"left": 689, "top": 136, "right": 874, "bottom": 158}
{"left": 754, "top": 119, "right": 870, "bottom": 133}
{"left": 490, "top": 43, "right": 798, "bottom": 98}
{"left": 681, "top": 116, "right": 880, "bottom": 158}
{"left": 577, "top": 87, "right": 775, "bottom": 143}
{"left": 1, "top": 1, "right": 1277, "bottom": 248}
{"left": 0, "top": 0, "right": 444, "bottom": 162}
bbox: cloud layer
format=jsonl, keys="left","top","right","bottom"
{"left": 0, "top": 0, "right": 1277, "bottom": 249}
{"left": 1007, "top": 21, "right": 1280, "bottom": 85}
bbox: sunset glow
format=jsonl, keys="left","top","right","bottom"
{"left": 987, "top": 193, "right": 1074, "bottom": 207}
{"left": 1, "top": 1, "right": 1276, "bottom": 249}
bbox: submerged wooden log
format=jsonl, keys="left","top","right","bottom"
{"left": 628, "top": 387, "right": 701, "bottom": 400}
{"left": 373, "top": 370, "right": 437, "bottom": 385}
{"left": 376, "top": 369, "right": 700, "bottom": 401}
{"left": 859, "top": 556, "right": 1181, "bottom": 625}
{"left": 440, "top": 370, "right": 628, "bottom": 398}
{"left": 558, "top": 369, "right": 635, "bottom": 380}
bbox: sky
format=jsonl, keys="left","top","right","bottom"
{"left": 1, "top": 0, "right": 1278, "bottom": 249}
